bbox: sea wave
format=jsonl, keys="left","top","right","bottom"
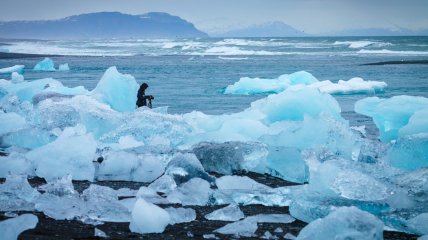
{"left": 358, "top": 49, "right": 428, "bottom": 55}
{"left": 334, "top": 41, "right": 392, "bottom": 49}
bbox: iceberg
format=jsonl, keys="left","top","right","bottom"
{"left": 58, "top": 63, "right": 70, "bottom": 71}
{"left": 224, "top": 71, "right": 386, "bottom": 96}
{"left": 33, "top": 58, "right": 56, "bottom": 71}
{"left": 0, "top": 214, "right": 38, "bottom": 240}
{"left": 205, "top": 204, "right": 245, "bottom": 221}
{"left": 296, "top": 207, "right": 384, "bottom": 240}
{"left": 91, "top": 66, "right": 139, "bottom": 112}
{"left": 0, "top": 65, "right": 25, "bottom": 74}
{"left": 129, "top": 198, "right": 170, "bottom": 234}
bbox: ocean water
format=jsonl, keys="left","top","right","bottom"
{"left": 1, "top": 36, "right": 428, "bottom": 135}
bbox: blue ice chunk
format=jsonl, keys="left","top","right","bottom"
{"left": 386, "top": 134, "right": 428, "bottom": 171}
{"left": 91, "top": 66, "right": 139, "bottom": 112}
{"left": 355, "top": 96, "right": 428, "bottom": 142}
{"left": 0, "top": 65, "right": 25, "bottom": 74}
{"left": 33, "top": 58, "right": 56, "bottom": 71}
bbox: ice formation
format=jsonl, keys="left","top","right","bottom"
{"left": 0, "top": 214, "right": 38, "bottom": 240}
{"left": 11, "top": 72, "right": 24, "bottom": 83}
{"left": 0, "top": 65, "right": 25, "bottom": 74}
{"left": 205, "top": 204, "right": 245, "bottom": 221}
{"left": 355, "top": 95, "right": 428, "bottom": 141}
{"left": 58, "top": 63, "right": 70, "bottom": 71}
{"left": 130, "top": 198, "right": 170, "bottom": 234}
{"left": 296, "top": 207, "right": 384, "bottom": 240}
{"left": 91, "top": 66, "right": 139, "bottom": 112}
{"left": 33, "top": 58, "right": 56, "bottom": 71}
{"left": 0, "top": 65, "right": 427, "bottom": 238}
{"left": 224, "top": 71, "right": 386, "bottom": 95}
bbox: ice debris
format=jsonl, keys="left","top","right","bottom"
{"left": 205, "top": 204, "right": 245, "bottom": 221}
{"left": 165, "top": 207, "right": 196, "bottom": 224}
{"left": 0, "top": 214, "right": 38, "bottom": 240}
{"left": 94, "top": 228, "right": 108, "bottom": 238}
{"left": 224, "top": 71, "right": 386, "bottom": 95}
{"left": 130, "top": 198, "right": 170, "bottom": 234}
{"left": 0, "top": 65, "right": 25, "bottom": 74}
{"left": 0, "top": 175, "right": 40, "bottom": 211}
{"left": 33, "top": 58, "right": 56, "bottom": 71}
{"left": 296, "top": 207, "right": 384, "bottom": 240}
{"left": 167, "top": 177, "right": 212, "bottom": 205}
{"left": 215, "top": 217, "right": 258, "bottom": 237}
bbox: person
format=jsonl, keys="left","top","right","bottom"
{"left": 136, "top": 82, "right": 154, "bottom": 108}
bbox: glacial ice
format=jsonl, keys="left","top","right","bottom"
{"left": 95, "top": 228, "right": 108, "bottom": 238}
{"left": 214, "top": 217, "right": 258, "bottom": 237}
{"left": 205, "top": 204, "right": 245, "bottom": 221}
{"left": 165, "top": 207, "right": 196, "bottom": 224}
{"left": 58, "top": 63, "right": 70, "bottom": 71}
{"left": 0, "top": 214, "right": 38, "bottom": 240}
{"left": 0, "top": 175, "right": 40, "bottom": 211}
{"left": 296, "top": 207, "right": 384, "bottom": 240}
{"left": 0, "top": 112, "right": 27, "bottom": 136}
{"left": 406, "top": 213, "right": 428, "bottom": 235}
{"left": 11, "top": 72, "right": 24, "bottom": 83}
{"left": 91, "top": 66, "right": 139, "bottom": 112}
{"left": 167, "top": 177, "right": 212, "bottom": 206}
{"left": 26, "top": 127, "right": 97, "bottom": 181}
{"left": 355, "top": 95, "right": 428, "bottom": 142}
{"left": 0, "top": 65, "right": 25, "bottom": 74}
{"left": 224, "top": 71, "right": 386, "bottom": 95}
{"left": 165, "top": 153, "right": 215, "bottom": 185}
{"left": 33, "top": 58, "right": 56, "bottom": 71}
{"left": 129, "top": 198, "right": 170, "bottom": 234}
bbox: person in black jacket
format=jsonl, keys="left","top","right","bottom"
{"left": 136, "top": 83, "right": 154, "bottom": 108}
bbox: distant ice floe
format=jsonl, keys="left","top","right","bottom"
{"left": 224, "top": 71, "right": 387, "bottom": 95}
{"left": 0, "top": 65, "right": 25, "bottom": 74}
{"left": 1, "top": 65, "right": 428, "bottom": 237}
{"left": 33, "top": 57, "right": 70, "bottom": 71}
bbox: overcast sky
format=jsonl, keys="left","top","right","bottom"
{"left": 1, "top": 0, "right": 427, "bottom": 34}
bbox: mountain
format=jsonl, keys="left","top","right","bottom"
{"left": 213, "top": 21, "right": 307, "bottom": 37}
{"left": 0, "top": 12, "right": 208, "bottom": 39}
{"left": 325, "top": 27, "right": 428, "bottom": 36}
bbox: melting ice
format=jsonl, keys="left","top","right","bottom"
{"left": 0, "top": 63, "right": 427, "bottom": 238}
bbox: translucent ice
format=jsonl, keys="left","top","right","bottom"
{"left": 95, "top": 228, "right": 108, "bottom": 238}
{"left": 148, "top": 174, "right": 177, "bottom": 194}
{"left": 0, "top": 214, "right": 38, "bottom": 240}
{"left": 0, "top": 112, "right": 27, "bottom": 136}
{"left": 0, "top": 175, "right": 40, "bottom": 211}
{"left": 192, "top": 141, "right": 268, "bottom": 175}
{"left": 26, "top": 128, "right": 97, "bottom": 181}
{"left": 406, "top": 213, "right": 428, "bottom": 235}
{"left": 355, "top": 96, "right": 428, "bottom": 142}
{"left": 165, "top": 153, "right": 215, "bottom": 185}
{"left": 58, "top": 63, "right": 70, "bottom": 71}
{"left": 205, "top": 204, "right": 245, "bottom": 221}
{"left": 296, "top": 207, "right": 384, "bottom": 240}
{"left": 0, "top": 152, "right": 34, "bottom": 177}
{"left": 0, "top": 65, "right": 25, "bottom": 74}
{"left": 214, "top": 217, "right": 258, "bottom": 237}
{"left": 91, "top": 66, "right": 139, "bottom": 112}
{"left": 216, "top": 176, "right": 270, "bottom": 191}
{"left": 129, "top": 198, "right": 170, "bottom": 234}
{"left": 33, "top": 58, "right": 56, "bottom": 71}
{"left": 165, "top": 207, "right": 196, "bottom": 224}
{"left": 266, "top": 147, "right": 308, "bottom": 183}
{"left": 167, "top": 177, "right": 212, "bottom": 205}
{"left": 250, "top": 213, "right": 295, "bottom": 224}
{"left": 386, "top": 134, "right": 428, "bottom": 171}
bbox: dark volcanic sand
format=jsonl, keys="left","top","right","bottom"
{"left": 0, "top": 173, "right": 420, "bottom": 239}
